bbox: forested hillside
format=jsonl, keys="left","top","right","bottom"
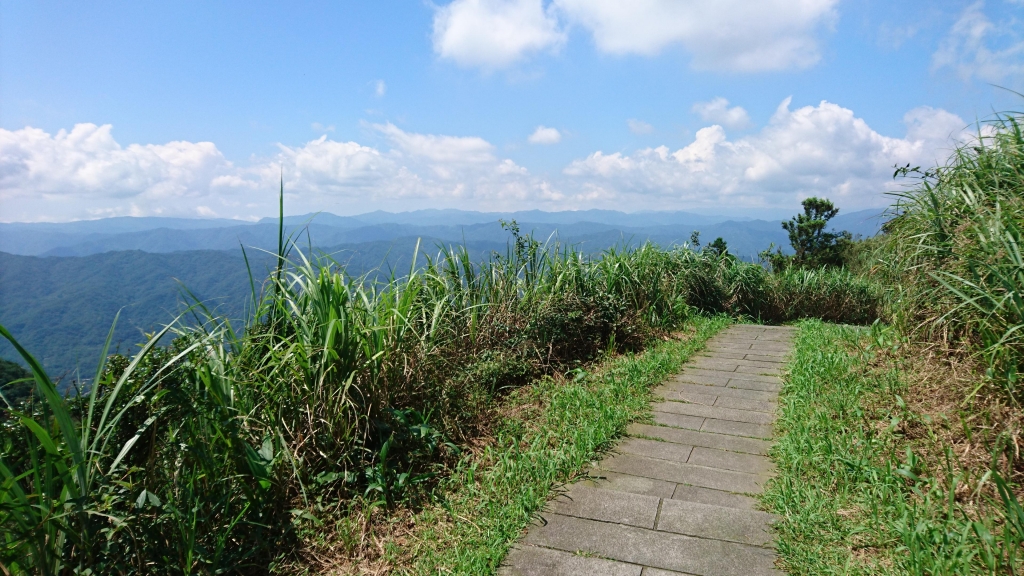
{"left": 0, "top": 209, "right": 883, "bottom": 377}
{"left": 0, "top": 250, "right": 256, "bottom": 378}
{"left": 0, "top": 237, "right": 511, "bottom": 377}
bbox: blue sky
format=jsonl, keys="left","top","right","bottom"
{"left": 1, "top": 0, "right": 1022, "bottom": 222}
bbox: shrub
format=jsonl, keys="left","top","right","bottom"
{"left": 879, "top": 110, "right": 1024, "bottom": 393}
{"left": 0, "top": 220, "right": 884, "bottom": 574}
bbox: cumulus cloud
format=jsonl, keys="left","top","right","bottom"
{"left": 432, "top": 0, "right": 564, "bottom": 69}
{"left": 627, "top": 119, "right": 654, "bottom": 134}
{"left": 691, "top": 98, "right": 752, "bottom": 129}
{"left": 1, "top": 102, "right": 973, "bottom": 221}
{"left": 563, "top": 99, "right": 970, "bottom": 211}
{"left": 527, "top": 125, "right": 561, "bottom": 144}
{"left": 432, "top": 0, "right": 837, "bottom": 71}
{"left": 556, "top": 0, "right": 837, "bottom": 71}
{"left": 0, "top": 123, "right": 237, "bottom": 220}
{"left": 0, "top": 123, "right": 542, "bottom": 221}
{"left": 933, "top": 2, "right": 1024, "bottom": 84}
{"left": 373, "top": 122, "right": 496, "bottom": 164}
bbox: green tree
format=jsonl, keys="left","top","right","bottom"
{"left": 706, "top": 237, "right": 730, "bottom": 258}
{"left": 0, "top": 358, "right": 33, "bottom": 406}
{"left": 778, "top": 197, "right": 852, "bottom": 269}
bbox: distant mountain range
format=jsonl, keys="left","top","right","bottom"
{"left": 0, "top": 208, "right": 887, "bottom": 377}
{"left": 0, "top": 208, "right": 885, "bottom": 259}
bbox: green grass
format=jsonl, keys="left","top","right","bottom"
{"left": 879, "top": 110, "right": 1024, "bottom": 394}
{"left": 0, "top": 197, "right": 881, "bottom": 574}
{"left": 391, "top": 315, "right": 729, "bottom": 574}
{"left": 764, "top": 319, "right": 1024, "bottom": 575}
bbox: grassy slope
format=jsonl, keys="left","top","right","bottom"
{"left": 765, "top": 320, "right": 1024, "bottom": 575}
{"left": 376, "top": 315, "right": 730, "bottom": 574}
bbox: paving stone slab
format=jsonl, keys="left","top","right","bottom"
{"left": 653, "top": 411, "right": 705, "bottom": 431}
{"left": 713, "top": 395, "right": 777, "bottom": 414}
{"left": 748, "top": 344, "right": 792, "bottom": 353}
{"left": 735, "top": 365, "right": 784, "bottom": 377}
{"left": 653, "top": 401, "right": 775, "bottom": 425}
{"left": 754, "top": 335, "right": 793, "bottom": 342}
{"left": 524, "top": 513, "right": 781, "bottom": 576}
{"left": 546, "top": 484, "right": 660, "bottom": 529}
{"left": 701, "top": 418, "right": 774, "bottom": 440}
{"left": 727, "top": 378, "right": 782, "bottom": 393}
{"left": 663, "top": 382, "right": 778, "bottom": 402}
{"left": 671, "top": 373, "right": 731, "bottom": 387}
{"left": 743, "top": 353, "right": 788, "bottom": 363}
{"left": 691, "top": 359, "right": 742, "bottom": 372}
{"left": 617, "top": 437, "right": 694, "bottom": 463}
{"left": 655, "top": 387, "right": 719, "bottom": 406}
{"left": 671, "top": 484, "right": 760, "bottom": 510}
{"left": 732, "top": 359, "right": 787, "bottom": 370}
{"left": 708, "top": 340, "right": 759, "bottom": 348}
{"left": 641, "top": 568, "right": 700, "bottom": 576}
{"left": 500, "top": 544, "right": 643, "bottom": 576}
{"left": 682, "top": 368, "right": 750, "bottom": 381}
{"left": 628, "top": 423, "right": 771, "bottom": 455}
{"left": 657, "top": 499, "right": 777, "bottom": 547}
{"left": 700, "top": 350, "right": 748, "bottom": 360}
{"left": 718, "top": 335, "right": 766, "bottom": 341}
{"left": 599, "top": 454, "right": 765, "bottom": 494}
{"left": 709, "top": 342, "right": 754, "bottom": 350}
{"left": 723, "top": 371, "right": 782, "bottom": 384}
{"left": 581, "top": 470, "right": 676, "bottom": 499}
{"left": 688, "top": 447, "right": 775, "bottom": 475}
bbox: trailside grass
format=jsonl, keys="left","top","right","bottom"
{"left": 765, "top": 319, "right": 1024, "bottom": 575}
{"left": 378, "top": 315, "right": 731, "bottom": 575}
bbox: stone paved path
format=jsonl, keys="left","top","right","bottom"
{"left": 500, "top": 325, "right": 795, "bottom": 576}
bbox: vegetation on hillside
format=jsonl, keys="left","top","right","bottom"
{"left": 881, "top": 111, "right": 1024, "bottom": 393}
{"left": 0, "top": 359, "right": 32, "bottom": 407}
{"left": 766, "top": 321, "right": 1024, "bottom": 574}
{"left": 761, "top": 196, "right": 854, "bottom": 272}
{"left": 765, "top": 109, "right": 1024, "bottom": 574}
{"left": 8, "top": 106, "right": 1019, "bottom": 575}
{"left": 0, "top": 200, "right": 879, "bottom": 574}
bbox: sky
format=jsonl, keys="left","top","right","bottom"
{"left": 1, "top": 0, "right": 1022, "bottom": 222}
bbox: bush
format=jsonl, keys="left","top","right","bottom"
{"left": 879, "top": 110, "right": 1024, "bottom": 393}
{"left": 0, "top": 224, "right": 884, "bottom": 574}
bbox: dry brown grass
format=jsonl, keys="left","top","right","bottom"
{"left": 866, "top": 339, "right": 1024, "bottom": 512}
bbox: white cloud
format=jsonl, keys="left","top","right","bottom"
{"left": 373, "top": 122, "right": 496, "bottom": 164}
{"left": 691, "top": 98, "right": 752, "bottom": 129}
{"left": 555, "top": 0, "right": 837, "bottom": 71}
{"left": 433, "top": 0, "right": 837, "bottom": 72}
{"left": 432, "top": 0, "right": 565, "bottom": 69}
{"left": 563, "top": 99, "right": 970, "bottom": 211}
{"left": 0, "top": 123, "right": 542, "bottom": 221}
{"left": 933, "top": 2, "right": 1024, "bottom": 84}
{"left": 627, "top": 119, "right": 654, "bottom": 134}
{"left": 0, "top": 123, "right": 233, "bottom": 221}
{"left": 0, "top": 102, "right": 973, "bottom": 221}
{"left": 311, "top": 122, "right": 336, "bottom": 133}
{"left": 374, "top": 80, "right": 387, "bottom": 97}
{"left": 527, "top": 125, "right": 561, "bottom": 144}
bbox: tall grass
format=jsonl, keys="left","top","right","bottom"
{"left": 880, "top": 110, "right": 1024, "bottom": 393}
{"left": 0, "top": 216, "right": 880, "bottom": 573}
{"left": 765, "top": 320, "right": 1024, "bottom": 574}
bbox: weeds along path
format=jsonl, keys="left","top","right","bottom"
{"left": 391, "top": 317, "right": 728, "bottom": 574}
{"left": 499, "top": 324, "right": 793, "bottom": 576}
{"left": 763, "top": 321, "right": 1024, "bottom": 574}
